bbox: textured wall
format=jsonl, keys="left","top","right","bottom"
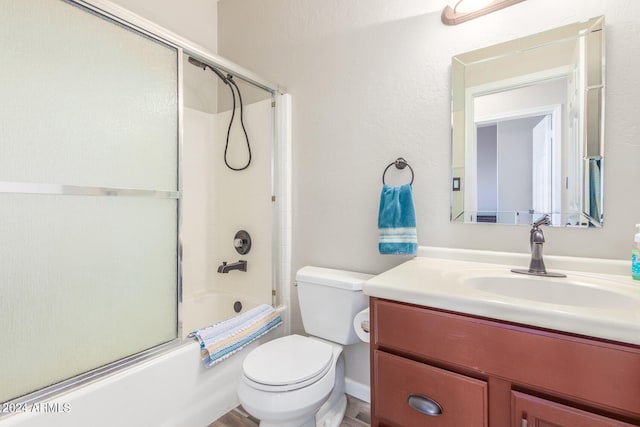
{"left": 108, "top": 0, "right": 218, "bottom": 53}
{"left": 218, "top": 0, "right": 640, "bottom": 276}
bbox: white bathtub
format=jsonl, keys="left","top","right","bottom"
{"left": 182, "top": 292, "right": 270, "bottom": 337}
{"left": 1, "top": 295, "right": 286, "bottom": 427}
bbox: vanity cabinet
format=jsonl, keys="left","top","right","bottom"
{"left": 370, "top": 298, "right": 640, "bottom": 427}
{"left": 511, "top": 391, "right": 636, "bottom": 427}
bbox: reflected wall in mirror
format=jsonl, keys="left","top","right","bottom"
{"left": 450, "top": 16, "right": 605, "bottom": 227}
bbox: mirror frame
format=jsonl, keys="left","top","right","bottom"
{"left": 450, "top": 16, "right": 605, "bottom": 227}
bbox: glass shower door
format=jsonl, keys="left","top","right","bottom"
{"left": 0, "top": 0, "right": 179, "bottom": 402}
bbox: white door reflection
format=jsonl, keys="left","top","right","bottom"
{"left": 470, "top": 77, "right": 573, "bottom": 226}
{"left": 475, "top": 111, "right": 563, "bottom": 226}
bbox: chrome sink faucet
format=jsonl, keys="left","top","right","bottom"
{"left": 512, "top": 214, "right": 566, "bottom": 278}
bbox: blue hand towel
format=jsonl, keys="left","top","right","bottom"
{"left": 378, "top": 184, "right": 417, "bottom": 255}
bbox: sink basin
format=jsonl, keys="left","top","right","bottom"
{"left": 363, "top": 254, "right": 640, "bottom": 345}
{"left": 463, "top": 275, "right": 639, "bottom": 309}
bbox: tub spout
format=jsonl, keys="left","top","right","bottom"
{"left": 218, "top": 260, "right": 247, "bottom": 273}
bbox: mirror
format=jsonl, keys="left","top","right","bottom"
{"left": 450, "top": 16, "right": 605, "bottom": 227}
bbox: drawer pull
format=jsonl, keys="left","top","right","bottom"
{"left": 407, "top": 394, "right": 443, "bottom": 416}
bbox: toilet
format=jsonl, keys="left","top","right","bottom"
{"left": 237, "top": 266, "right": 372, "bottom": 427}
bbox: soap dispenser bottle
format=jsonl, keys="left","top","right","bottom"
{"left": 633, "top": 224, "right": 640, "bottom": 280}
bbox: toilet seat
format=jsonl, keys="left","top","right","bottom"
{"left": 242, "top": 335, "right": 334, "bottom": 392}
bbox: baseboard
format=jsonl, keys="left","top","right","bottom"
{"left": 345, "top": 378, "right": 370, "bottom": 403}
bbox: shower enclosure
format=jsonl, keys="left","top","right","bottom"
{"left": 181, "top": 51, "right": 279, "bottom": 334}
{"left": 0, "top": 0, "right": 289, "bottom": 413}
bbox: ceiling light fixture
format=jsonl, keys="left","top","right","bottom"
{"left": 442, "top": 0, "right": 525, "bottom": 25}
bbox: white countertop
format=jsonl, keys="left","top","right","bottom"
{"left": 364, "top": 251, "right": 640, "bottom": 346}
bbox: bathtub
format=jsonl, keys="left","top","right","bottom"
{"left": 182, "top": 292, "right": 271, "bottom": 337}
{"left": 1, "top": 295, "right": 286, "bottom": 427}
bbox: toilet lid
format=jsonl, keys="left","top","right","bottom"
{"left": 243, "top": 335, "right": 333, "bottom": 390}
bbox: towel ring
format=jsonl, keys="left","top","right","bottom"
{"left": 382, "top": 157, "right": 414, "bottom": 186}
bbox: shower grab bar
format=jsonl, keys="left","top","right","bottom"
{"left": 382, "top": 157, "right": 414, "bottom": 186}
{"left": 0, "top": 181, "right": 179, "bottom": 199}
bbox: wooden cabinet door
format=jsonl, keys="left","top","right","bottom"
{"left": 374, "top": 350, "right": 488, "bottom": 427}
{"left": 512, "top": 391, "right": 637, "bottom": 427}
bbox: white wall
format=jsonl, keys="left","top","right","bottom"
{"left": 108, "top": 0, "right": 221, "bottom": 115}
{"left": 107, "top": 1, "right": 275, "bottom": 321}
{"left": 110, "top": 0, "right": 221, "bottom": 305}
{"left": 182, "top": 107, "right": 216, "bottom": 300}
{"left": 208, "top": 98, "right": 275, "bottom": 307}
{"left": 217, "top": 0, "right": 640, "bottom": 269}
{"left": 107, "top": 0, "right": 218, "bottom": 53}
{"left": 81, "top": 0, "right": 640, "bottom": 404}
{"left": 217, "top": 1, "right": 640, "bottom": 389}
{"left": 182, "top": 91, "right": 275, "bottom": 325}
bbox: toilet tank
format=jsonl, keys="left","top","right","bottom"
{"left": 296, "top": 266, "right": 372, "bottom": 345}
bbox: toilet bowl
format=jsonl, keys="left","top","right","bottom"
{"left": 238, "top": 335, "right": 345, "bottom": 427}
{"left": 237, "top": 266, "right": 372, "bottom": 427}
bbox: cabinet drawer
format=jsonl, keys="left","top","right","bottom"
{"left": 512, "top": 391, "right": 637, "bottom": 427}
{"left": 373, "top": 298, "right": 640, "bottom": 416}
{"left": 374, "top": 350, "right": 487, "bottom": 427}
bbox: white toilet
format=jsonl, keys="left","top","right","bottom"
{"left": 238, "top": 266, "right": 371, "bottom": 427}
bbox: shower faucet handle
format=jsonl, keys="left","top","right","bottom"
{"left": 234, "top": 230, "right": 252, "bottom": 255}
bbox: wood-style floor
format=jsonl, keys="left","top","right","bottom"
{"left": 209, "top": 395, "right": 370, "bottom": 427}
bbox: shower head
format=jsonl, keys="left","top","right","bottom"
{"left": 187, "top": 56, "right": 207, "bottom": 70}
{"left": 187, "top": 56, "right": 229, "bottom": 83}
